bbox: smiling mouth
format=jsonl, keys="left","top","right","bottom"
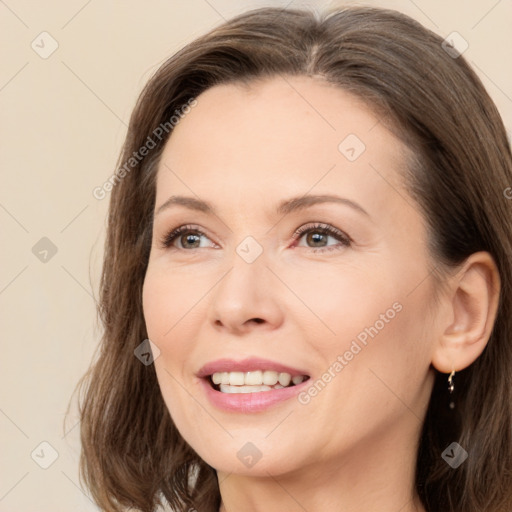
{"left": 207, "top": 370, "right": 310, "bottom": 394}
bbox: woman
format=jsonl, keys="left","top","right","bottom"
{"left": 71, "top": 6, "right": 512, "bottom": 512}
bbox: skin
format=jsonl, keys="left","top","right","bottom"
{"left": 142, "top": 75, "right": 500, "bottom": 512}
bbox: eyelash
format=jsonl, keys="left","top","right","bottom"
{"left": 159, "top": 222, "right": 352, "bottom": 253}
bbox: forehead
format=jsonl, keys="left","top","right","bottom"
{"left": 155, "top": 76, "right": 412, "bottom": 215}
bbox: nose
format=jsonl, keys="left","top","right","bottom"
{"left": 208, "top": 249, "right": 284, "bottom": 335}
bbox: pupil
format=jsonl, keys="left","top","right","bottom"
{"left": 183, "top": 233, "right": 200, "bottom": 248}
{"left": 307, "top": 232, "right": 326, "bottom": 247}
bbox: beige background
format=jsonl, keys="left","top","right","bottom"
{"left": 1, "top": 1, "right": 511, "bottom": 510}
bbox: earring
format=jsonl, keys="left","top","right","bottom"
{"left": 448, "top": 370, "right": 455, "bottom": 409}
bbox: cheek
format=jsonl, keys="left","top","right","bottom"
{"left": 142, "top": 271, "right": 196, "bottom": 426}
{"left": 142, "top": 276, "right": 168, "bottom": 343}
{"left": 142, "top": 269, "right": 190, "bottom": 397}
{"left": 286, "top": 259, "right": 432, "bottom": 398}
{"left": 142, "top": 265, "right": 207, "bottom": 389}
{"left": 278, "top": 259, "right": 401, "bottom": 344}
{"left": 142, "top": 264, "right": 202, "bottom": 340}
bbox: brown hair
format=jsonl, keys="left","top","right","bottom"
{"left": 68, "top": 6, "right": 512, "bottom": 512}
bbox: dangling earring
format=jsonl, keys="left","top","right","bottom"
{"left": 448, "top": 370, "right": 455, "bottom": 409}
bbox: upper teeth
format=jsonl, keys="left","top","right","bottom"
{"left": 211, "top": 370, "right": 306, "bottom": 387}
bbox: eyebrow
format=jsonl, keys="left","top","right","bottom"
{"left": 155, "top": 194, "right": 370, "bottom": 218}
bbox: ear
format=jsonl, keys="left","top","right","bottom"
{"left": 431, "top": 251, "right": 501, "bottom": 374}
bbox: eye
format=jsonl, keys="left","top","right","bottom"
{"left": 159, "top": 224, "right": 216, "bottom": 250}
{"left": 293, "top": 223, "right": 351, "bottom": 252}
{"left": 159, "top": 222, "right": 351, "bottom": 253}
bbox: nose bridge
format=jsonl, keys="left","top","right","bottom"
{"left": 216, "top": 240, "right": 268, "bottom": 310}
{"left": 208, "top": 239, "right": 283, "bottom": 331}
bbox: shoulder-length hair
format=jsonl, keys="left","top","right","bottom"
{"left": 69, "top": 6, "right": 512, "bottom": 512}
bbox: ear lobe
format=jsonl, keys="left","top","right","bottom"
{"left": 431, "top": 251, "right": 500, "bottom": 374}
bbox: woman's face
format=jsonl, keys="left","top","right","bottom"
{"left": 143, "top": 76, "right": 439, "bottom": 476}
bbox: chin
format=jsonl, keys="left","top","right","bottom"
{"left": 192, "top": 438, "right": 307, "bottom": 477}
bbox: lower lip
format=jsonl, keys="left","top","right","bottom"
{"left": 199, "top": 377, "right": 310, "bottom": 413}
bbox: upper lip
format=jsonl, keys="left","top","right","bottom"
{"left": 196, "top": 357, "right": 310, "bottom": 378}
